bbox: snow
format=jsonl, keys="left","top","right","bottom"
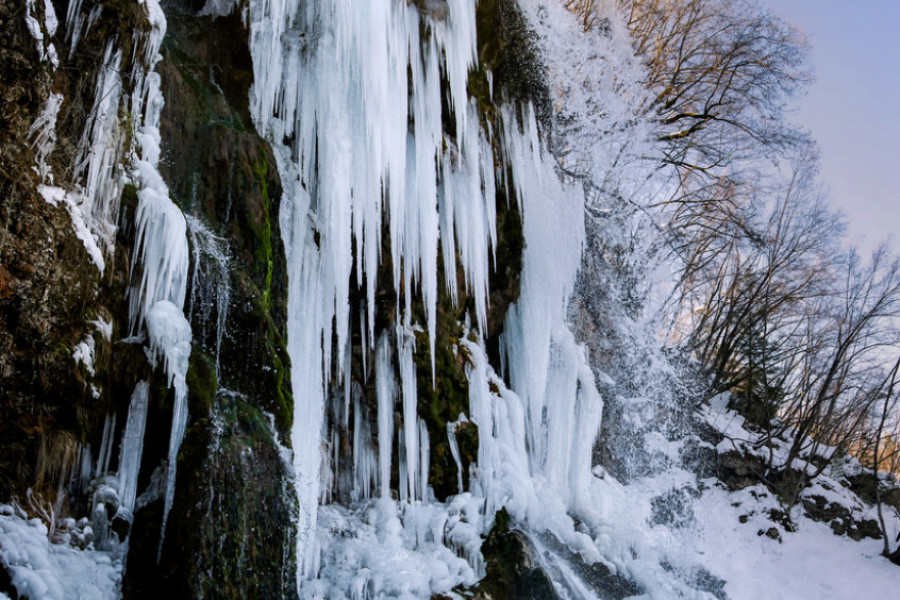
{"left": 91, "top": 318, "right": 113, "bottom": 342}
{"left": 38, "top": 185, "right": 106, "bottom": 273}
{"left": 0, "top": 512, "right": 121, "bottom": 600}
{"left": 73, "top": 336, "right": 96, "bottom": 377}
{"left": 687, "top": 475, "right": 900, "bottom": 600}
{"left": 563, "top": 390, "right": 900, "bottom": 600}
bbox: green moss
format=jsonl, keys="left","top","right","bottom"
{"left": 412, "top": 305, "right": 477, "bottom": 499}
{"left": 120, "top": 183, "right": 139, "bottom": 211}
{"left": 169, "top": 390, "right": 296, "bottom": 598}
{"left": 250, "top": 155, "right": 274, "bottom": 310}
{"left": 267, "top": 341, "right": 293, "bottom": 435}
{"left": 186, "top": 350, "right": 218, "bottom": 418}
{"left": 471, "top": 0, "right": 550, "bottom": 124}
{"left": 233, "top": 398, "right": 274, "bottom": 449}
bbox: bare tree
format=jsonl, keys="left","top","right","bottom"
{"left": 766, "top": 247, "right": 900, "bottom": 504}
{"left": 675, "top": 159, "right": 836, "bottom": 402}
{"left": 865, "top": 356, "right": 900, "bottom": 556}
{"left": 616, "top": 0, "right": 811, "bottom": 178}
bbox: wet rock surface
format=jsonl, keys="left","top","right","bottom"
{"left": 123, "top": 2, "right": 296, "bottom": 597}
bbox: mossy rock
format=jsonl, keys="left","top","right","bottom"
{"left": 472, "top": 0, "right": 551, "bottom": 125}
{"left": 157, "top": 2, "right": 293, "bottom": 439}
{"left": 125, "top": 393, "right": 297, "bottom": 599}
{"left": 466, "top": 508, "right": 559, "bottom": 600}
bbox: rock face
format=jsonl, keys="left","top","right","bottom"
{"left": 470, "top": 509, "right": 561, "bottom": 600}
{"left": 123, "top": 3, "right": 297, "bottom": 598}
{"left": 801, "top": 495, "right": 882, "bottom": 541}
{"left": 1, "top": 0, "right": 295, "bottom": 596}
{"left": 0, "top": 0, "right": 121, "bottom": 507}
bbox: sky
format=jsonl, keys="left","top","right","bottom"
{"left": 762, "top": 0, "right": 900, "bottom": 254}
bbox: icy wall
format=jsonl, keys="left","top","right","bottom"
{"left": 0, "top": 0, "right": 721, "bottom": 598}
{"left": 243, "top": 0, "right": 647, "bottom": 596}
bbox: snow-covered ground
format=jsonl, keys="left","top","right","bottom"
{"left": 588, "top": 394, "right": 900, "bottom": 600}
{"left": 0, "top": 509, "right": 121, "bottom": 600}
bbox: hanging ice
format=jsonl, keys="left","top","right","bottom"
{"left": 243, "top": 0, "right": 615, "bottom": 593}
{"left": 114, "top": 0, "right": 192, "bottom": 559}
{"left": 117, "top": 382, "right": 150, "bottom": 513}
{"left": 247, "top": 0, "right": 497, "bottom": 572}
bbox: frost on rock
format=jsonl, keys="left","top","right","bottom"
{"left": 25, "top": 0, "right": 60, "bottom": 67}
{"left": 28, "top": 93, "right": 63, "bottom": 182}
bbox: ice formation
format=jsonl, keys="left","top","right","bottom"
{"left": 247, "top": 0, "right": 498, "bottom": 577}
{"left": 117, "top": 382, "right": 151, "bottom": 514}
{"left": 0, "top": 510, "right": 121, "bottom": 600}
{"left": 37, "top": 0, "right": 193, "bottom": 563}
{"left": 245, "top": 0, "right": 615, "bottom": 594}
{"left": 119, "top": 2, "right": 193, "bottom": 557}
{"left": 25, "top": 0, "right": 59, "bottom": 67}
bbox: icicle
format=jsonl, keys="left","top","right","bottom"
{"left": 398, "top": 424, "right": 408, "bottom": 504}
{"left": 73, "top": 40, "right": 125, "bottom": 261}
{"left": 148, "top": 301, "right": 191, "bottom": 562}
{"left": 375, "top": 333, "right": 395, "bottom": 499}
{"left": 398, "top": 326, "right": 419, "bottom": 502}
{"left": 28, "top": 93, "right": 63, "bottom": 182}
{"left": 128, "top": 149, "right": 190, "bottom": 337}
{"left": 108, "top": 0, "right": 192, "bottom": 560}
{"left": 78, "top": 444, "right": 92, "bottom": 481}
{"left": 499, "top": 103, "right": 586, "bottom": 474}
{"left": 352, "top": 391, "right": 377, "bottom": 501}
{"left": 30, "top": 33, "right": 128, "bottom": 275}
{"left": 117, "top": 382, "right": 150, "bottom": 513}
{"left": 243, "top": 0, "right": 502, "bottom": 579}
{"left": 418, "top": 418, "right": 430, "bottom": 502}
{"left": 95, "top": 413, "right": 117, "bottom": 477}
{"left": 447, "top": 414, "right": 468, "bottom": 495}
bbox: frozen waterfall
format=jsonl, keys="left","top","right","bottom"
{"left": 247, "top": 0, "right": 606, "bottom": 594}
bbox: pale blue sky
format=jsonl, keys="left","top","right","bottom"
{"left": 763, "top": 0, "right": 900, "bottom": 253}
